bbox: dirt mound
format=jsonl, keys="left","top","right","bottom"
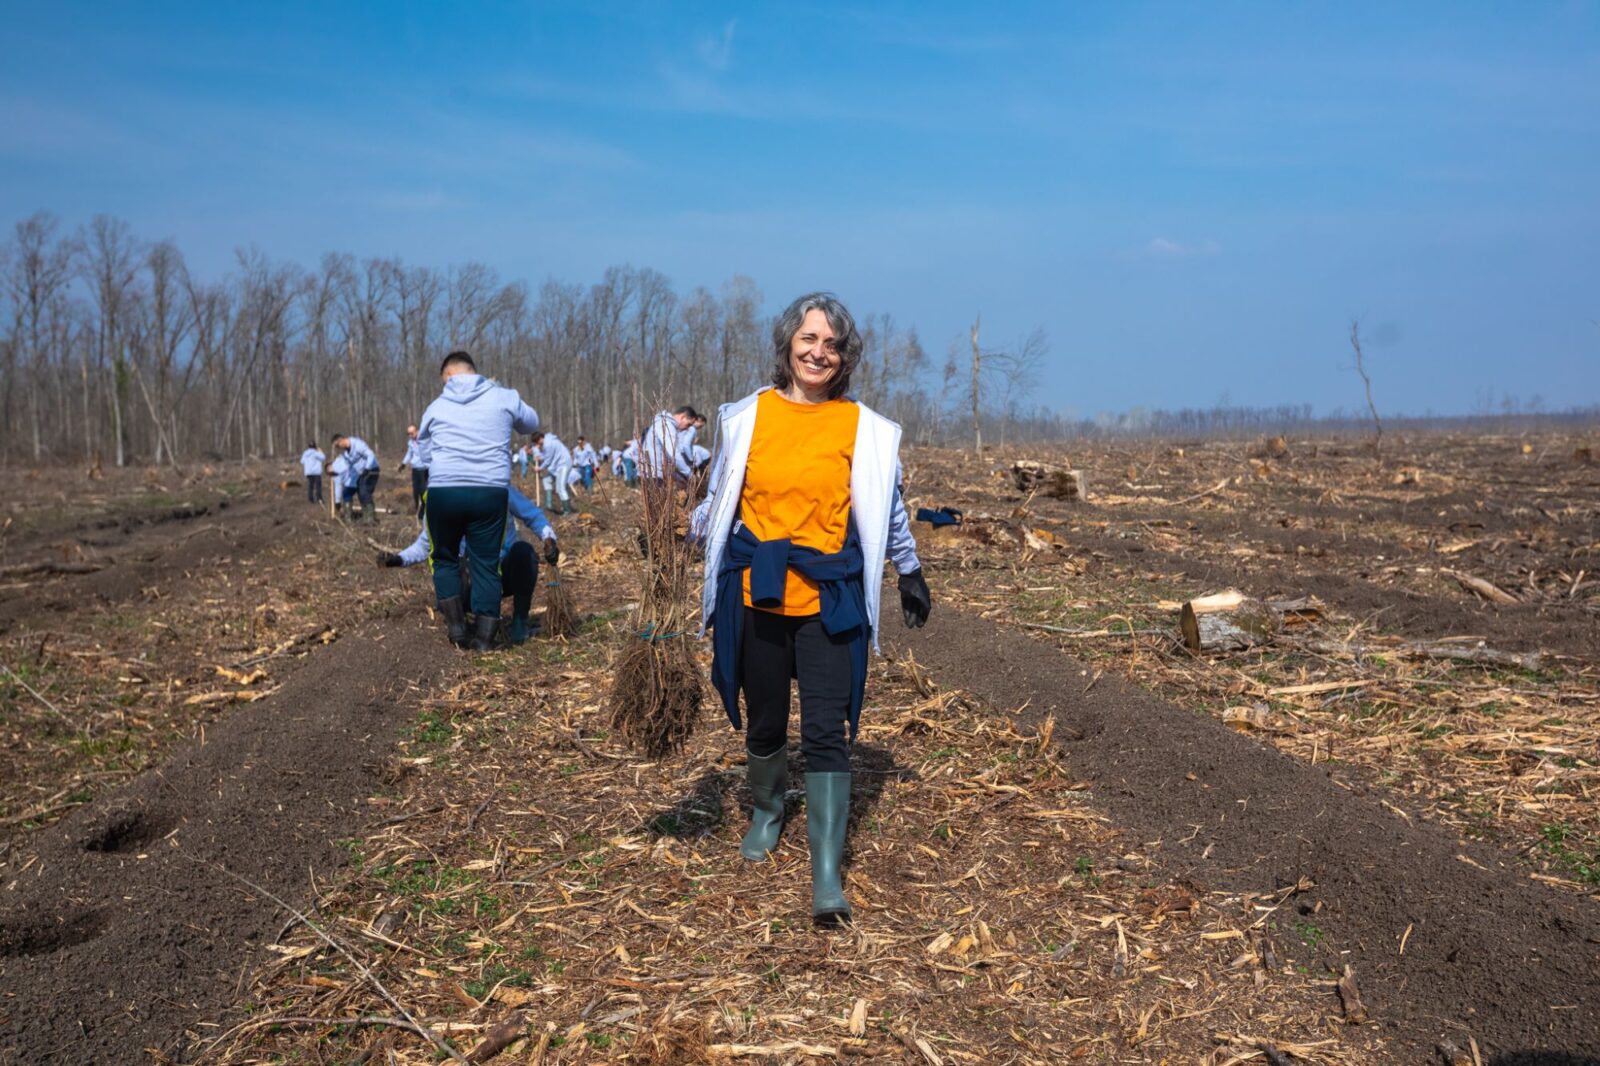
{"left": 889, "top": 605, "right": 1600, "bottom": 1064}
{"left": 0, "top": 613, "right": 454, "bottom": 1064}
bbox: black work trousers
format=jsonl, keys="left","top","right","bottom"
{"left": 741, "top": 608, "right": 853, "bottom": 774}
{"left": 306, "top": 474, "right": 323, "bottom": 503}
{"left": 424, "top": 485, "right": 508, "bottom": 617}
{"left": 357, "top": 470, "right": 380, "bottom": 513}
{"left": 460, "top": 540, "right": 538, "bottom": 610}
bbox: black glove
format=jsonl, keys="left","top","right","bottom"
{"left": 377, "top": 551, "right": 403, "bottom": 568}
{"left": 543, "top": 538, "right": 560, "bottom": 565}
{"left": 898, "top": 569, "right": 931, "bottom": 629}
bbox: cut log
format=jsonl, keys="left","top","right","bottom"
{"left": 1011, "top": 460, "right": 1086, "bottom": 501}
{"left": 1180, "top": 594, "right": 1280, "bottom": 653}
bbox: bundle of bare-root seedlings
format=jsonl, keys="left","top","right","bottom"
{"left": 608, "top": 476, "right": 704, "bottom": 757}
{"left": 542, "top": 558, "right": 578, "bottom": 639}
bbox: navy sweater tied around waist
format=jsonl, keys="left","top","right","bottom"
{"left": 710, "top": 521, "right": 870, "bottom": 738}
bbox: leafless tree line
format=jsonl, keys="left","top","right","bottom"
{"left": 0, "top": 212, "right": 946, "bottom": 467}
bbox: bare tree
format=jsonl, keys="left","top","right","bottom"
{"left": 969, "top": 315, "right": 982, "bottom": 454}
{"left": 987, "top": 326, "right": 1048, "bottom": 448}
{"left": 3, "top": 213, "right": 77, "bottom": 460}
{"left": 1348, "top": 318, "right": 1382, "bottom": 455}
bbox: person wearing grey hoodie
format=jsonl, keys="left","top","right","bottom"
{"left": 416, "top": 350, "right": 541, "bottom": 651}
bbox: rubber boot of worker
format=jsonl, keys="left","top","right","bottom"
{"left": 437, "top": 596, "right": 469, "bottom": 649}
{"left": 805, "top": 772, "right": 852, "bottom": 925}
{"left": 740, "top": 748, "right": 789, "bottom": 861}
{"left": 508, "top": 590, "right": 533, "bottom": 645}
{"left": 469, "top": 613, "right": 499, "bottom": 652}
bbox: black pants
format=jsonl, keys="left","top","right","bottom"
{"left": 741, "top": 609, "right": 853, "bottom": 774}
{"left": 357, "top": 470, "right": 380, "bottom": 513}
{"left": 460, "top": 540, "right": 538, "bottom": 611}
{"left": 425, "top": 485, "right": 508, "bottom": 617}
{"left": 411, "top": 467, "right": 429, "bottom": 517}
{"left": 306, "top": 474, "right": 322, "bottom": 503}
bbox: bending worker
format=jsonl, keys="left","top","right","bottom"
{"left": 691, "top": 291, "right": 931, "bottom": 926}
{"left": 415, "top": 350, "right": 541, "bottom": 650}
{"left": 332, "top": 433, "right": 381, "bottom": 523}
{"left": 382, "top": 485, "right": 559, "bottom": 646}
{"left": 532, "top": 430, "right": 575, "bottom": 515}
{"left": 640, "top": 406, "right": 696, "bottom": 483}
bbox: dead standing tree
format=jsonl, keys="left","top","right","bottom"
{"left": 969, "top": 315, "right": 982, "bottom": 455}
{"left": 1349, "top": 318, "right": 1382, "bottom": 457}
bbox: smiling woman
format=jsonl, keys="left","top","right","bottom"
{"left": 691, "top": 291, "right": 932, "bottom": 926}
{"left": 769, "top": 293, "right": 862, "bottom": 402}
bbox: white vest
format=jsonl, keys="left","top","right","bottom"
{"left": 697, "top": 388, "right": 902, "bottom": 652}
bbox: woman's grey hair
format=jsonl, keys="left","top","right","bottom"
{"left": 770, "top": 292, "right": 863, "bottom": 400}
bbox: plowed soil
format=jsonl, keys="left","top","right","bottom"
{"left": 889, "top": 612, "right": 1600, "bottom": 1062}
{"left": 1, "top": 432, "right": 1597, "bottom": 1063}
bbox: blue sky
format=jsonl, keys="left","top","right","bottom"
{"left": 4, "top": 1, "right": 1597, "bottom": 417}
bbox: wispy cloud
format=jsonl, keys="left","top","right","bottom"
{"left": 1126, "top": 237, "right": 1222, "bottom": 260}
{"left": 695, "top": 19, "right": 737, "bottom": 71}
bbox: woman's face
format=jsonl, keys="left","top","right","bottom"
{"left": 788, "top": 308, "right": 841, "bottom": 395}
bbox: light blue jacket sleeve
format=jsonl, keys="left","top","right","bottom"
{"left": 688, "top": 444, "right": 725, "bottom": 543}
{"left": 510, "top": 394, "right": 540, "bottom": 436}
{"left": 398, "top": 527, "right": 431, "bottom": 566}
{"left": 886, "top": 464, "right": 921, "bottom": 575}
{"left": 506, "top": 487, "right": 556, "bottom": 542}
{"left": 347, "top": 437, "right": 374, "bottom": 474}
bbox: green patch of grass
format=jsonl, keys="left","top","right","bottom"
{"left": 375, "top": 860, "right": 479, "bottom": 915}
{"left": 413, "top": 710, "right": 453, "bottom": 745}
{"left": 1295, "top": 921, "right": 1324, "bottom": 950}
{"left": 1538, "top": 823, "right": 1600, "bottom": 886}
{"left": 464, "top": 962, "right": 535, "bottom": 1001}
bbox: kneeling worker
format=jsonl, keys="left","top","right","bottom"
{"left": 381, "top": 485, "right": 559, "bottom": 646}
{"left": 415, "top": 350, "right": 541, "bottom": 650}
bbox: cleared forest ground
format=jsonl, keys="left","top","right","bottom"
{"left": 0, "top": 429, "right": 1594, "bottom": 1064}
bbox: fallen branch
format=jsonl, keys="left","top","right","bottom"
{"left": 1289, "top": 637, "right": 1543, "bottom": 673}
{"left": 1172, "top": 478, "right": 1230, "bottom": 507}
{"left": 1446, "top": 569, "right": 1518, "bottom": 605}
{"left": 184, "top": 851, "right": 468, "bottom": 1063}
{"left": 1019, "top": 622, "right": 1166, "bottom": 638}
{"left": 0, "top": 663, "right": 69, "bottom": 723}
{"left": 467, "top": 1011, "right": 529, "bottom": 1062}
{"left": 0, "top": 560, "right": 104, "bottom": 579}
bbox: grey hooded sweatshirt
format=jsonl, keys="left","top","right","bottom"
{"left": 417, "top": 373, "right": 540, "bottom": 488}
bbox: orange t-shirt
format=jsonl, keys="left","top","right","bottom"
{"left": 740, "top": 390, "right": 860, "bottom": 616}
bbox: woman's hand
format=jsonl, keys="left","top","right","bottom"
{"left": 898, "top": 569, "right": 931, "bottom": 629}
{"left": 543, "top": 538, "right": 561, "bottom": 565}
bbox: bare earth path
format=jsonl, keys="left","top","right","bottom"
{"left": 889, "top": 606, "right": 1600, "bottom": 1064}
{"left": 0, "top": 611, "right": 454, "bottom": 1064}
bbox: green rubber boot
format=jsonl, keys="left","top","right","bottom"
{"left": 805, "top": 772, "right": 852, "bottom": 925}
{"left": 508, "top": 590, "right": 533, "bottom": 645}
{"left": 739, "top": 748, "right": 788, "bottom": 861}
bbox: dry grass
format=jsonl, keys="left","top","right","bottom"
{"left": 911, "top": 431, "right": 1600, "bottom": 896}
{"left": 204, "top": 492, "right": 1381, "bottom": 1064}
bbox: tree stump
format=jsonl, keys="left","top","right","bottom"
{"left": 1011, "top": 460, "right": 1085, "bottom": 501}
{"left": 1180, "top": 591, "right": 1281, "bottom": 653}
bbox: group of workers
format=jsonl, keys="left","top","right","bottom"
{"left": 295, "top": 292, "right": 932, "bottom": 927}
